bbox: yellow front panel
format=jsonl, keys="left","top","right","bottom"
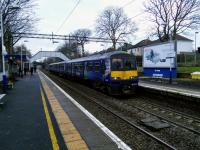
{"left": 111, "top": 70, "right": 138, "bottom": 80}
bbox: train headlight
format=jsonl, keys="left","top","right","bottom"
{"left": 113, "top": 77, "right": 120, "bottom": 80}
{"left": 130, "top": 76, "right": 138, "bottom": 81}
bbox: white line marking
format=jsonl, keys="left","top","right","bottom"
{"left": 0, "top": 94, "right": 6, "bottom": 100}
{"left": 0, "top": 94, "right": 6, "bottom": 104}
{"left": 139, "top": 83, "right": 200, "bottom": 98}
{"left": 39, "top": 71, "right": 132, "bottom": 150}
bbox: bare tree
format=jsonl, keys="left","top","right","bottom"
{"left": 72, "top": 29, "right": 91, "bottom": 56}
{"left": 57, "top": 40, "right": 81, "bottom": 59}
{"left": 95, "top": 7, "right": 137, "bottom": 50}
{"left": 1, "top": 0, "right": 38, "bottom": 53}
{"left": 14, "top": 44, "right": 32, "bottom": 57}
{"left": 144, "top": 0, "right": 200, "bottom": 41}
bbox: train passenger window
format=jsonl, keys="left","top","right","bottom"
{"left": 101, "top": 64, "right": 106, "bottom": 74}
{"left": 94, "top": 62, "right": 100, "bottom": 72}
{"left": 74, "top": 64, "right": 78, "bottom": 70}
{"left": 79, "top": 64, "right": 83, "bottom": 71}
{"left": 87, "top": 62, "right": 93, "bottom": 71}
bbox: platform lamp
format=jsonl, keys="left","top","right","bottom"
{"left": 195, "top": 32, "right": 199, "bottom": 65}
{"left": 1, "top": 2, "right": 20, "bottom": 92}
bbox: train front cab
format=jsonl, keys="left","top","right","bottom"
{"left": 108, "top": 54, "right": 138, "bottom": 95}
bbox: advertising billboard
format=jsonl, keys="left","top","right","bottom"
{"left": 143, "top": 42, "right": 176, "bottom": 68}
{"left": 143, "top": 42, "right": 177, "bottom": 78}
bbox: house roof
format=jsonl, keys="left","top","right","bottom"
{"left": 174, "top": 34, "right": 193, "bottom": 41}
{"left": 131, "top": 39, "right": 152, "bottom": 48}
{"left": 131, "top": 34, "right": 193, "bottom": 49}
{"left": 152, "top": 34, "right": 193, "bottom": 44}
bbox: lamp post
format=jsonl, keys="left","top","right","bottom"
{"left": 169, "top": 30, "right": 173, "bottom": 84}
{"left": 1, "top": 0, "right": 7, "bottom": 93}
{"left": 1, "top": 2, "right": 20, "bottom": 92}
{"left": 21, "top": 45, "right": 23, "bottom": 72}
{"left": 1, "top": 0, "right": 5, "bottom": 76}
{"left": 21, "top": 40, "right": 28, "bottom": 76}
{"left": 195, "top": 32, "right": 199, "bottom": 65}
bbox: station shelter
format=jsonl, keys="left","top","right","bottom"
{"left": 4, "top": 54, "right": 30, "bottom": 76}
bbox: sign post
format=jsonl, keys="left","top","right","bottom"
{"left": 166, "top": 56, "right": 175, "bottom": 83}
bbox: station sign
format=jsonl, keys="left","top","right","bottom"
{"left": 4, "top": 54, "right": 27, "bottom": 61}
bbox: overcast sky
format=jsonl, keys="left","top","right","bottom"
{"left": 16, "top": 0, "right": 199, "bottom": 56}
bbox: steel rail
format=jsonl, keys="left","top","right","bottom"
{"left": 46, "top": 72, "right": 177, "bottom": 150}
{"left": 131, "top": 96, "right": 200, "bottom": 123}
{"left": 125, "top": 97, "right": 200, "bottom": 135}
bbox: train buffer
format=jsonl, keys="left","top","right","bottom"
{"left": 0, "top": 72, "right": 130, "bottom": 150}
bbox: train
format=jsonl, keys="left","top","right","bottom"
{"left": 49, "top": 51, "right": 138, "bottom": 95}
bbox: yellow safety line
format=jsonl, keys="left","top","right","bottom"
{"left": 40, "top": 87, "right": 59, "bottom": 150}
{"left": 39, "top": 75, "right": 89, "bottom": 150}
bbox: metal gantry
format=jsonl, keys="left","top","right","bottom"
{"left": 12, "top": 32, "right": 126, "bottom": 43}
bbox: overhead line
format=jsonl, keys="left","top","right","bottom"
{"left": 122, "top": 0, "right": 136, "bottom": 8}
{"left": 130, "top": 12, "right": 144, "bottom": 19}
{"left": 12, "top": 32, "right": 125, "bottom": 43}
{"left": 56, "top": 0, "right": 81, "bottom": 34}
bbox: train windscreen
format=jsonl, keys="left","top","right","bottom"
{"left": 111, "top": 55, "right": 136, "bottom": 71}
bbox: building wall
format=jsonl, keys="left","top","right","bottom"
{"left": 127, "top": 47, "right": 143, "bottom": 56}
{"left": 177, "top": 41, "right": 193, "bottom": 54}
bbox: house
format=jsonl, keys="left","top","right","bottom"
{"left": 127, "top": 39, "right": 152, "bottom": 56}
{"left": 127, "top": 35, "right": 193, "bottom": 56}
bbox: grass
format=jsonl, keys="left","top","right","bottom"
{"left": 177, "top": 67, "right": 200, "bottom": 73}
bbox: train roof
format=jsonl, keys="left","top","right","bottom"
{"left": 49, "top": 61, "right": 67, "bottom": 66}
{"left": 49, "top": 51, "right": 129, "bottom": 66}
{"left": 67, "top": 51, "right": 128, "bottom": 63}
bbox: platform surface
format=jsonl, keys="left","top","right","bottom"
{"left": 0, "top": 74, "right": 59, "bottom": 150}
{"left": 139, "top": 79, "right": 200, "bottom": 98}
{"left": 0, "top": 72, "right": 129, "bottom": 150}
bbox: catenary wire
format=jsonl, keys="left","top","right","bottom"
{"left": 56, "top": 0, "right": 81, "bottom": 34}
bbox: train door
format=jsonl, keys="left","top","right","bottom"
{"left": 84, "top": 61, "right": 87, "bottom": 79}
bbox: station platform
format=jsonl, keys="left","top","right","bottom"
{"left": 0, "top": 71, "right": 130, "bottom": 150}
{"left": 139, "top": 78, "right": 200, "bottom": 99}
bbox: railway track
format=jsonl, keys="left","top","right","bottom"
{"left": 122, "top": 98, "right": 200, "bottom": 135}
{"left": 127, "top": 97, "right": 200, "bottom": 130}
{"left": 44, "top": 72, "right": 178, "bottom": 149}
{"left": 44, "top": 71, "right": 200, "bottom": 150}
{"left": 130, "top": 96, "right": 200, "bottom": 122}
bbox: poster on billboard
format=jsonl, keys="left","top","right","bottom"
{"left": 143, "top": 42, "right": 176, "bottom": 68}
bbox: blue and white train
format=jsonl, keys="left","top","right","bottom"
{"left": 49, "top": 51, "right": 138, "bottom": 95}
